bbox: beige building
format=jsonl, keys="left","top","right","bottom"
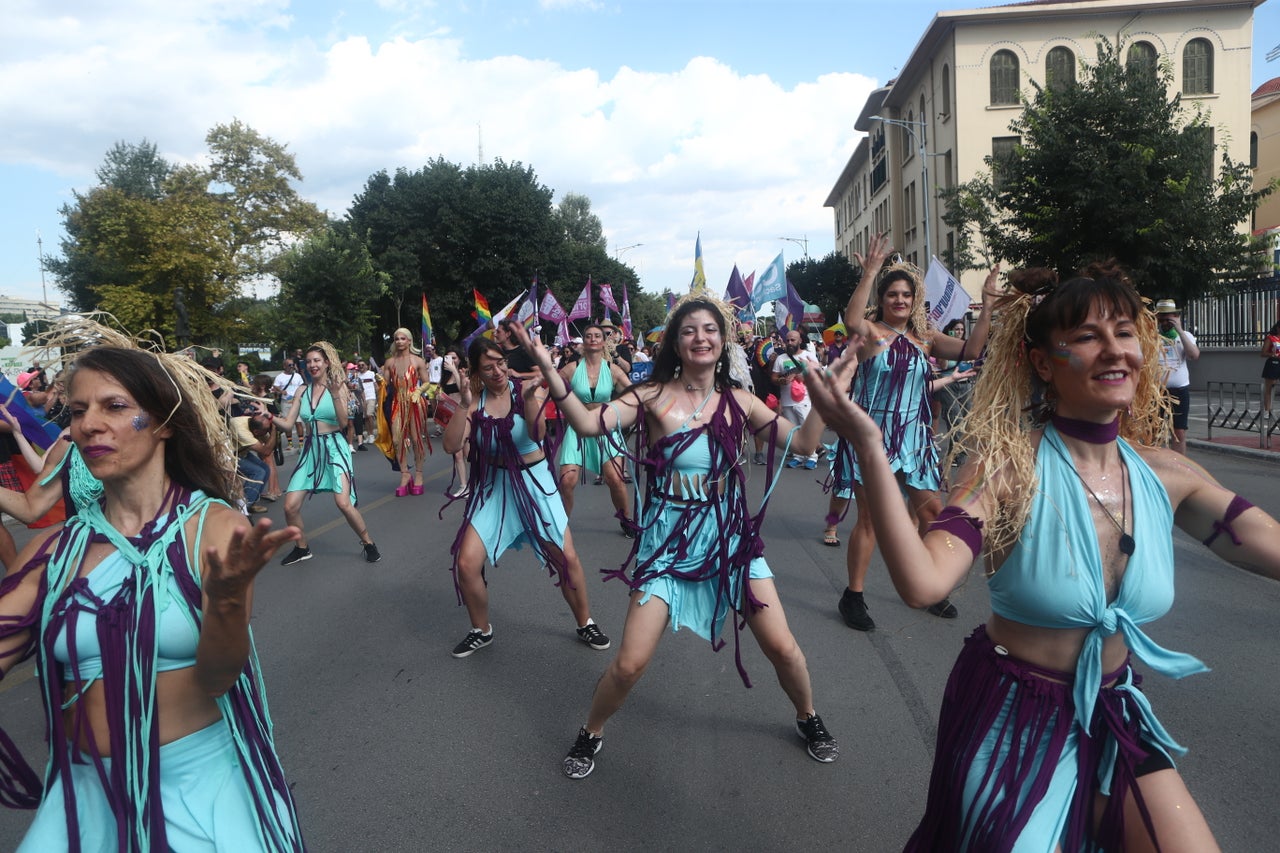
{"left": 0, "top": 294, "right": 61, "bottom": 321}
{"left": 1253, "top": 76, "right": 1280, "bottom": 246}
{"left": 826, "top": 0, "right": 1264, "bottom": 293}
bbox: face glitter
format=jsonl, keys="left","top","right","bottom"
{"left": 132, "top": 414, "right": 151, "bottom": 431}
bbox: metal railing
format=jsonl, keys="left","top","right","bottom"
{"left": 1206, "top": 381, "right": 1278, "bottom": 448}
{"left": 1184, "top": 276, "right": 1280, "bottom": 348}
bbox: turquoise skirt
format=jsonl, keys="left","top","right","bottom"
{"left": 19, "top": 722, "right": 297, "bottom": 852}
{"left": 557, "top": 422, "right": 627, "bottom": 474}
{"left": 468, "top": 458, "right": 568, "bottom": 566}
{"left": 288, "top": 431, "right": 356, "bottom": 503}
{"left": 635, "top": 500, "right": 772, "bottom": 642}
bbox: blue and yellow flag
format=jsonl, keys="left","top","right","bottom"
{"left": 689, "top": 232, "right": 707, "bottom": 293}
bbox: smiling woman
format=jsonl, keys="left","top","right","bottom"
{"left": 0, "top": 329, "right": 305, "bottom": 851}
{"left": 805, "top": 260, "right": 1280, "bottom": 852}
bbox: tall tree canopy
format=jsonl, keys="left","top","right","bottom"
{"left": 48, "top": 123, "right": 324, "bottom": 346}
{"left": 274, "top": 223, "right": 386, "bottom": 355}
{"left": 554, "top": 192, "right": 607, "bottom": 250}
{"left": 786, "top": 252, "right": 860, "bottom": 327}
{"left": 941, "top": 37, "right": 1269, "bottom": 301}
{"left": 348, "top": 159, "right": 649, "bottom": 353}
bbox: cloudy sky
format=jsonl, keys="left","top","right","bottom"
{"left": 2, "top": 0, "right": 1278, "bottom": 307}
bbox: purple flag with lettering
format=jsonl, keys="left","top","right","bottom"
{"left": 724, "top": 264, "right": 755, "bottom": 322}
{"left": 568, "top": 278, "right": 593, "bottom": 321}
{"left": 539, "top": 290, "right": 567, "bottom": 323}
{"left": 598, "top": 282, "right": 619, "bottom": 316}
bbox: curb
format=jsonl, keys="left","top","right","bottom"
{"left": 1187, "top": 437, "right": 1280, "bottom": 464}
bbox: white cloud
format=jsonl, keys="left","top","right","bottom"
{"left": 0, "top": 1, "right": 876, "bottom": 298}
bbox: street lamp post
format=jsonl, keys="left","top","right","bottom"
{"left": 869, "top": 115, "right": 931, "bottom": 265}
{"left": 614, "top": 242, "right": 643, "bottom": 260}
{"left": 779, "top": 235, "right": 809, "bottom": 259}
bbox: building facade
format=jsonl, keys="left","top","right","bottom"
{"left": 1253, "top": 76, "right": 1280, "bottom": 243}
{"left": 826, "top": 0, "right": 1263, "bottom": 293}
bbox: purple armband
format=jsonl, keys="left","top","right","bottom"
{"left": 1202, "top": 494, "right": 1255, "bottom": 548}
{"left": 928, "top": 505, "right": 984, "bottom": 560}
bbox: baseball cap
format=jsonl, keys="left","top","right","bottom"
{"left": 15, "top": 370, "right": 38, "bottom": 390}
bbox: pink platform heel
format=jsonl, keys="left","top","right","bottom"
{"left": 395, "top": 485, "right": 410, "bottom": 497}
{"left": 410, "top": 484, "right": 425, "bottom": 496}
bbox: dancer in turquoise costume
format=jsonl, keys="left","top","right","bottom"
{"left": 807, "top": 262, "right": 1280, "bottom": 851}
{"left": 259, "top": 342, "right": 380, "bottom": 566}
{"left": 442, "top": 336, "right": 611, "bottom": 659}
{"left": 829, "top": 233, "right": 1000, "bottom": 631}
{"left": 512, "top": 297, "right": 849, "bottom": 780}
{"left": 553, "top": 323, "right": 632, "bottom": 531}
{"left": 0, "top": 340, "right": 306, "bottom": 851}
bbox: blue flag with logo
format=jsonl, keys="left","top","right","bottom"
{"left": 752, "top": 251, "right": 786, "bottom": 310}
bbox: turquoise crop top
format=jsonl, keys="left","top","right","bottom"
{"left": 480, "top": 382, "right": 542, "bottom": 456}
{"left": 52, "top": 549, "right": 199, "bottom": 683}
{"left": 990, "top": 425, "right": 1208, "bottom": 730}
{"left": 301, "top": 386, "right": 340, "bottom": 427}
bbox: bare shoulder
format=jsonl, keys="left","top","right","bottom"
{"left": 1132, "top": 443, "right": 1218, "bottom": 502}
{"left": 184, "top": 500, "right": 247, "bottom": 553}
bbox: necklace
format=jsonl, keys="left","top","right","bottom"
{"left": 687, "top": 386, "right": 716, "bottom": 421}
{"left": 1054, "top": 441, "right": 1135, "bottom": 556}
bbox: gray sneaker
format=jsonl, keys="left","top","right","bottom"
{"left": 563, "top": 727, "right": 603, "bottom": 779}
{"left": 796, "top": 713, "right": 839, "bottom": 763}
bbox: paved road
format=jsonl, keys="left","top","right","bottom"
{"left": 2, "top": 438, "right": 1278, "bottom": 851}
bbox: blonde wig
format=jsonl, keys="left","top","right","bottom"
{"left": 951, "top": 264, "right": 1170, "bottom": 559}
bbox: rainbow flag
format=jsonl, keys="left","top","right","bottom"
{"left": 421, "top": 293, "right": 434, "bottom": 346}
{"left": 473, "top": 289, "right": 492, "bottom": 327}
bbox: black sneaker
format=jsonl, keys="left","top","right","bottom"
{"left": 926, "top": 597, "right": 958, "bottom": 619}
{"left": 451, "top": 627, "right": 493, "bottom": 658}
{"left": 362, "top": 542, "right": 382, "bottom": 563}
{"left": 563, "top": 727, "right": 603, "bottom": 779}
{"left": 356, "top": 444, "right": 368, "bottom": 451}
{"left": 280, "top": 546, "right": 312, "bottom": 566}
{"left": 576, "top": 622, "right": 611, "bottom": 651}
{"left": 796, "top": 713, "right": 839, "bottom": 763}
{"left": 619, "top": 521, "right": 635, "bottom": 539}
{"left": 838, "top": 589, "right": 875, "bottom": 631}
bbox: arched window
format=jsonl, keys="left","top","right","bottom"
{"left": 1183, "top": 38, "right": 1213, "bottom": 95}
{"left": 990, "top": 50, "right": 1019, "bottom": 105}
{"left": 941, "top": 64, "right": 952, "bottom": 115}
{"left": 1045, "top": 46, "right": 1075, "bottom": 90}
{"left": 1251, "top": 131, "right": 1259, "bottom": 168}
{"left": 1126, "top": 41, "right": 1157, "bottom": 78}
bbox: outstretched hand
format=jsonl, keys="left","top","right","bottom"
{"left": 508, "top": 322, "right": 549, "bottom": 363}
{"left": 852, "top": 232, "right": 893, "bottom": 273}
{"left": 980, "top": 264, "right": 1004, "bottom": 305}
{"left": 805, "top": 349, "right": 882, "bottom": 449}
{"left": 203, "top": 518, "right": 301, "bottom": 606}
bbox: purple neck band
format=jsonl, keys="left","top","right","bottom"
{"left": 1051, "top": 413, "right": 1120, "bottom": 444}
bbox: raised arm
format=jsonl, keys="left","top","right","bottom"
{"left": 510, "top": 322, "right": 640, "bottom": 436}
{"left": 256, "top": 393, "right": 302, "bottom": 434}
{"left": 0, "top": 404, "right": 46, "bottom": 472}
{"left": 841, "top": 232, "right": 894, "bottom": 339}
{"left": 195, "top": 509, "right": 300, "bottom": 697}
{"left": 929, "top": 265, "right": 1003, "bottom": 362}
{"left": 806, "top": 364, "right": 991, "bottom": 607}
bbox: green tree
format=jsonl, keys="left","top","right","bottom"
{"left": 350, "top": 158, "right": 561, "bottom": 350}
{"left": 49, "top": 124, "right": 325, "bottom": 344}
{"left": 786, "top": 252, "right": 860, "bottom": 327}
{"left": 554, "top": 192, "right": 607, "bottom": 250}
{"left": 939, "top": 37, "right": 1269, "bottom": 301}
{"left": 275, "top": 223, "right": 387, "bottom": 355}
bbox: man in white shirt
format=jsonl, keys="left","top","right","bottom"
{"left": 1155, "top": 299, "right": 1200, "bottom": 455}
{"left": 358, "top": 359, "right": 378, "bottom": 444}
{"left": 270, "top": 359, "right": 306, "bottom": 448}
{"left": 772, "top": 329, "right": 820, "bottom": 469}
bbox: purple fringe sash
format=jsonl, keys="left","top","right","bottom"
{"left": 446, "top": 380, "right": 571, "bottom": 598}
{"left": 907, "top": 625, "right": 1162, "bottom": 853}
{"left": 603, "top": 389, "right": 782, "bottom": 686}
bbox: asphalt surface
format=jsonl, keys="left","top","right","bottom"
{"left": 1, "top": 432, "right": 1278, "bottom": 852}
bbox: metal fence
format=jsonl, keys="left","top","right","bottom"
{"left": 1205, "top": 380, "right": 1278, "bottom": 448}
{"left": 1184, "top": 276, "right": 1280, "bottom": 347}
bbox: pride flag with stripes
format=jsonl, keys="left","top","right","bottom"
{"left": 421, "top": 293, "right": 433, "bottom": 346}
{"left": 473, "top": 289, "right": 492, "bottom": 327}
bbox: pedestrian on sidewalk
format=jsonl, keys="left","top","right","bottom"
{"left": 1261, "top": 319, "right": 1280, "bottom": 417}
{"left": 807, "top": 260, "right": 1280, "bottom": 851}
{"left": 1155, "top": 299, "right": 1199, "bottom": 455}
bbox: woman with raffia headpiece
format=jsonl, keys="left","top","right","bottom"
{"left": 0, "top": 319, "right": 304, "bottom": 850}
{"left": 806, "top": 261, "right": 1280, "bottom": 851}
{"left": 828, "top": 233, "right": 1001, "bottom": 631}
{"left": 511, "top": 295, "right": 850, "bottom": 780}
{"left": 257, "top": 342, "right": 380, "bottom": 566}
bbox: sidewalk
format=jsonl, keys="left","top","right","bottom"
{"left": 1185, "top": 388, "right": 1280, "bottom": 463}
